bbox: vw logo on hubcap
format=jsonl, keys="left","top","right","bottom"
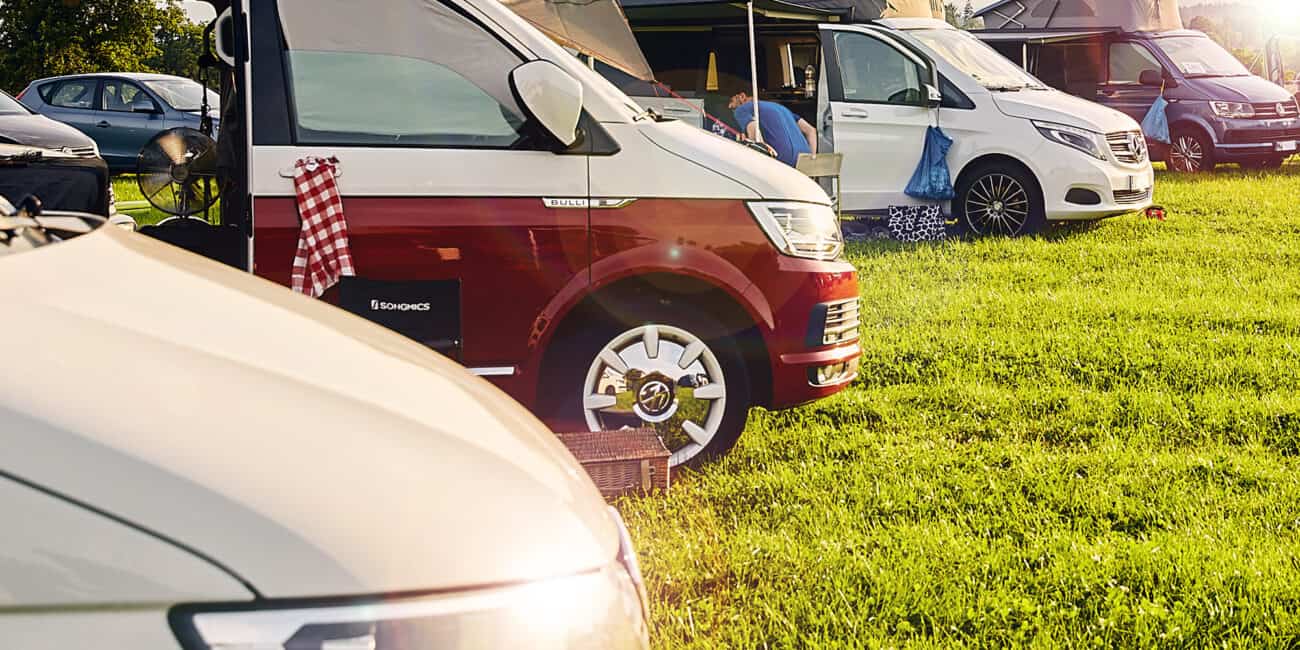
{"left": 633, "top": 372, "right": 677, "bottom": 422}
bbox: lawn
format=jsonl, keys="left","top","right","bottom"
{"left": 622, "top": 163, "right": 1300, "bottom": 648}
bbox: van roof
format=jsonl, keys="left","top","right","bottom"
{"left": 877, "top": 17, "right": 954, "bottom": 31}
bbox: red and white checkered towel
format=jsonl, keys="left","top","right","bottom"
{"left": 291, "top": 156, "right": 355, "bottom": 297}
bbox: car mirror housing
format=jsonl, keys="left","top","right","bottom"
{"left": 1139, "top": 69, "right": 1174, "bottom": 88}
{"left": 509, "top": 60, "right": 583, "bottom": 149}
{"left": 926, "top": 84, "right": 942, "bottom": 108}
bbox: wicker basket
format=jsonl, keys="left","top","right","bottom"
{"left": 555, "top": 429, "right": 670, "bottom": 498}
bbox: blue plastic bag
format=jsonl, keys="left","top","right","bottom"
{"left": 1141, "top": 96, "right": 1171, "bottom": 145}
{"left": 905, "top": 126, "right": 956, "bottom": 201}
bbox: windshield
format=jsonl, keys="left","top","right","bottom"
{"left": 141, "top": 78, "right": 220, "bottom": 111}
{"left": 908, "top": 28, "right": 1047, "bottom": 91}
{"left": 1154, "top": 35, "right": 1250, "bottom": 77}
{"left": 0, "top": 92, "right": 30, "bottom": 115}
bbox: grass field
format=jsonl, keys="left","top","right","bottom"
{"left": 622, "top": 163, "right": 1300, "bottom": 648}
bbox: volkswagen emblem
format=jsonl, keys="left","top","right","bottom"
{"left": 638, "top": 380, "right": 673, "bottom": 416}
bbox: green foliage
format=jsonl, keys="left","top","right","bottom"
{"left": 622, "top": 163, "right": 1300, "bottom": 648}
{"left": 0, "top": 0, "right": 205, "bottom": 94}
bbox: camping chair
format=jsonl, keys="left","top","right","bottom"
{"left": 795, "top": 153, "right": 844, "bottom": 218}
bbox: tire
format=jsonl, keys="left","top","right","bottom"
{"left": 541, "top": 297, "right": 752, "bottom": 468}
{"left": 955, "top": 162, "right": 1046, "bottom": 237}
{"left": 1168, "top": 129, "right": 1215, "bottom": 173}
{"left": 1241, "top": 156, "right": 1286, "bottom": 170}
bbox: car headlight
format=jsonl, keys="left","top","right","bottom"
{"left": 747, "top": 201, "right": 843, "bottom": 261}
{"left": 171, "top": 565, "right": 648, "bottom": 649}
{"left": 1211, "top": 101, "right": 1255, "bottom": 119}
{"left": 1033, "top": 121, "right": 1107, "bottom": 161}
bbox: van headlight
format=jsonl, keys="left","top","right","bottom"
{"left": 1033, "top": 121, "right": 1108, "bottom": 161}
{"left": 170, "top": 565, "right": 648, "bottom": 649}
{"left": 1211, "top": 101, "right": 1255, "bottom": 119}
{"left": 747, "top": 201, "right": 843, "bottom": 261}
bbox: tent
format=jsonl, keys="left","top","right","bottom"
{"left": 501, "top": 0, "right": 654, "bottom": 79}
{"left": 975, "top": 0, "right": 1182, "bottom": 32}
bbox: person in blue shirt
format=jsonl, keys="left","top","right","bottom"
{"left": 728, "top": 90, "right": 818, "bottom": 167}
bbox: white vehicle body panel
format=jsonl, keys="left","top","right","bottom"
{"left": 0, "top": 227, "right": 618, "bottom": 602}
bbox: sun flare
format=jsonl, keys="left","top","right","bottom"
{"left": 1260, "top": 0, "right": 1300, "bottom": 26}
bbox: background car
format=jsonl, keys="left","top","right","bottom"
{"left": 18, "top": 72, "right": 218, "bottom": 172}
{"left": 0, "top": 144, "right": 113, "bottom": 216}
{"left": 0, "top": 210, "right": 648, "bottom": 648}
{"left": 0, "top": 89, "right": 99, "bottom": 155}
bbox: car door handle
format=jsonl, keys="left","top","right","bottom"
{"left": 96, "top": 121, "right": 112, "bottom": 128}
{"left": 841, "top": 107, "right": 870, "bottom": 119}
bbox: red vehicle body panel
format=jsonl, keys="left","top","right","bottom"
{"left": 255, "top": 196, "right": 860, "bottom": 412}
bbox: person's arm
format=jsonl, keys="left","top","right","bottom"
{"left": 798, "top": 118, "right": 818, "bottom": 155}
{"left": 746, "top": 121, "right": 759, "bottom": 141}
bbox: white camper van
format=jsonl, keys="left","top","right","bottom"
{"left": 616, "top": 5, "right": 1157, "bottom": 236}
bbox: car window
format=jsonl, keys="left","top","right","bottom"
{"left": 278, "top": 0, "right": 531, "bottom": 148}
{"left": 48, "top": 80, "right": 97, "bottom": 110}
{"left": 833, "top": 32, "right": 924, "bottom": 105}
{"left": 101, "top": 80, "right": 156, "bottom": 113}
{"left": 1109, "top": 43, "right": 1162, "bottom": 85}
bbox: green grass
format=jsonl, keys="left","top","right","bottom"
{"left": 113, "top": 174, "right": 219, "bottom": 226}
{"left": 622, "top": 162, "right": 1300, "bottom": 648}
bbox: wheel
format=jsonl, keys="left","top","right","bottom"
{"left": 1241, "top": 156, "right": 1286, "bottom": 170}
{"left": 955, "top": 162, "right": 1046, "bottom": 237}
{"left": 1168, "top": 129, "right": 1215, "bottom": 173}
{"left": 543, "top": 300, "right": 751, "bottom": 468}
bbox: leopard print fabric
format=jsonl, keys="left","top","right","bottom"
{"left": 887, "top": 205, "right": 946, "bottom": 243}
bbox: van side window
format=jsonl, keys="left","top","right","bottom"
{"left": 1109, "top": 43, "right": 1161, "bottom": 85}
{"left": 277, "top": 0, "right": 532, "bottom": 148}
{"left": 832, "top": 32, "right": 923, "bottom": 106}
{"left": 49, "top": 80, "right": 96, "bottom": 110}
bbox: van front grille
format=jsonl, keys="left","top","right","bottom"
{"left": 1106, "top": 131, "right": 1147, "bottom": 164}
{"left": 1251, "top": 101, "right": 1299, "bottom": 119}
{"left": 1114, "top": 188, "right": 1152, "bottom": 204}
{"left": 1224, "top": 127, "right": 1300, "bottom": 144}
{"left": 819, "top": 298, "right": 860, "bottom": 346}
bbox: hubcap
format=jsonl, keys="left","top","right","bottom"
{"left": 965, "top": 173, "right": 1030, "bottom": 236}
{"left": 1171, "top": 136, "right": 1203, "bottom": 172}
{"left": 583, "top": 325, "right": 727, "bottom": 466}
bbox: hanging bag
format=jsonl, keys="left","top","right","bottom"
{"left": 1141, "top": 82, "right": 1171, "bottom": 145}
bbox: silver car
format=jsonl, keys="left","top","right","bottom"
{"left": 0, "top": 205, "right": 649, "bottom": 648}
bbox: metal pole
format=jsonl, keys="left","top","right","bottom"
{"left": 747, "top": 0, "right": 762, "bottom": 143}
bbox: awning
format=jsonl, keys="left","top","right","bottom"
{"left": 971, "top": 28, "right": 1118, "bottom": 44}
{"left": 974, "top": 0, "right": 1182, "bottom": 33}
{"left": 502, "top": 0, "right": 654, "bottom": 80}
{"left": 619, "top": 0, "right": 844, "bottom": 23}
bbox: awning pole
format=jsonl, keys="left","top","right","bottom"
{"left": 747, "top": 0, "right": 763, "bottom": 143}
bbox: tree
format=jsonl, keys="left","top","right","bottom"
{"left": 146, "top": 1, "right": 208, "bottom": 85}
{"left": 0, "top": 0, "right": 203, "bottom": 94}
{"left": 961, "top": 0, "right": 975, "bottom": 27}
{"left": 943, "top": 2, "right": 962, "bottom": 28}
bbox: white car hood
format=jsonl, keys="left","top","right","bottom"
{"left": 639, "top": 119, "right": 831, "bottom": 204}
{"left": 0, "top": 227, "right": 616, "bottom": 599}
{"left": 992, "top": 89, "right": 1141, "bottom": 134}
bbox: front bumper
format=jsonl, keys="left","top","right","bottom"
{"left": 748, "top": 257, "right": 862, "bottom": 410}
{"left": 1043, "top": 154, "right": 1155, "bottom": 221}
{"left": 1212, "top": 116, "right": 1300, "bottom": 161}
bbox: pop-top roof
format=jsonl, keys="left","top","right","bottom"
{"left": 975, "top": 0, "right": 1182, "bottom": 33}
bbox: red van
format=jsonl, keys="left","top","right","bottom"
{"left": 168, "top": 0, "right": 861, "bottom": 467}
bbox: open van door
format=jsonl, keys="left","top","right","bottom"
{"left": 818, "top": 24, "right": 940, "bottom": 212}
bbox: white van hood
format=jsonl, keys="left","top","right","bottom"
{"left": 0, "top": 227, "right": 616, "bottom": 599}
{"left": 640, "top": 120, "right": 831, "bottom": 204}
{"left": 992, "top": 89, "right": 1141, "bottom": 134}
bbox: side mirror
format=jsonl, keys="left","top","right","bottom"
{"left": 1139, "top": 69, "right": 1170, "bottom": 88}
{"left": 214, "top": 8, "right": 236, "bottom": 67}
{"left": 132, "top": 103, "right": 162, "bottom": 115}
{"left": 925, "top": 84, "right": 942, "bottom": 108}
{"left": 509, "top": 60, "right": 583, "bottom": 149}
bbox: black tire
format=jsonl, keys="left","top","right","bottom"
{"left": 1169, "top": 129, "right": 1216, "bottom": 173}
{"left": 955, "top": 162, "right": 1046, "bottom": 237}
{"left": 540, "top": 296, "right": 752, "bottom": 468}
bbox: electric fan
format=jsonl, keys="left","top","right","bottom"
{"left": 136, "top": 127, "right": 220, "bottom": 219}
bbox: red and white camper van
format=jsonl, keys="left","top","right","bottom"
{"left": 171, "top": 0, "right": 862, "bottom": 466}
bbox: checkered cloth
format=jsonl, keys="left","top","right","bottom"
{"left": 291, "top": 157, "right": 355, "bottom": 297}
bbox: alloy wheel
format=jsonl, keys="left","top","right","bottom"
{"left": 964, "top": 173, "right": 1031, "bottom": 236}
{"left": 1170, "top": 135, "right": 1204, "bottom": 172}
{"left": 582, "top": 324, "right": 727, "bottom": 466}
